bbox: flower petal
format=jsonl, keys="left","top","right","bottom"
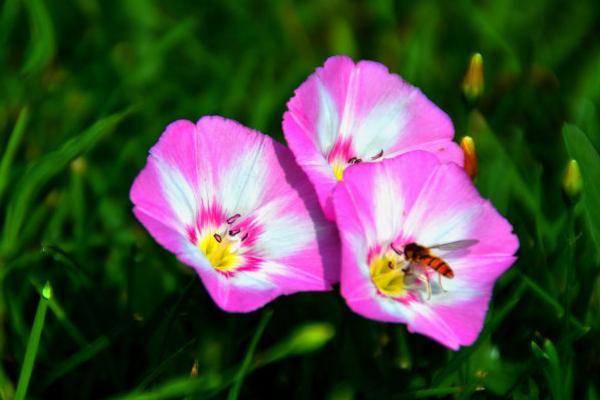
{"left": 284, "top": 56, "right": 463, "bottom": 218}
{"left": 131, "top": 116, "right": 339, "bottom": 312}
{"left": 333, "top": 151, "right": 517, "bottom": 349}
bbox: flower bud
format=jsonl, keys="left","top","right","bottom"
{"left": 42, "top": 281, "right": 53, "bottom": 300}
{"left": 460, "top": 136, "right": 477, "bottom": 180}
{"left": 462, "top": 53, "right": 484, "bottom": 103}
{"left": 70, "top": 156, "right": 87, "bottom": 174}
{"left": 562, "top": 159, "right": 582, "bottom": 203}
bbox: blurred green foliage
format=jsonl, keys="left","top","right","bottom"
{"left": 1, "top": 0, "right": 600, "bottom": 398}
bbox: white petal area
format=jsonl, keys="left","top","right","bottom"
{"left": 376, "top": 296, "right": 420, "bottom": 325}
{"left": 401, "top": 164, "right": 483, "bottom": 246}
{"left": 153, "top": 156, "right": 198, "bottom": 229}
{"left": 316, "top": 80, "right": 340, "bottom": 154}
{"left": 373, "top": 168, "right": 405, "bottom": 245}
{"left": 217, "top": 137, "right": 268, "bottom": 216}
{"left": 251, "top": 198, "right": 313, "bottom": 259}
{"left": 351, "top": 92, "right": 413, "bottom": 157}
{"left": 338, "top": 66, "right": 359, "bottom": 140}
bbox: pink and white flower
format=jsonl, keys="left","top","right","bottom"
{"left": 283, "top": 55, "right": 463, "bottom": 219}
{"left": 333, "top": 151, "right": 518, "bottom": 349}
{"left": 130, "top": 116, "right": 339, "bottom": 312}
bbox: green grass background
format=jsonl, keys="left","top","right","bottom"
{"left": 1, "top": 0, "right": 600, "bottom": 398}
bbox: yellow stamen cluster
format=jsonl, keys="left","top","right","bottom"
{"left": 198, "top": 232, "right": 240, "bottom": 271}
{"left": 370, "top": 251, "right": 407, "bottom": 297}
{"left": 332, "top": 160, "right": 345, "bottom": 181}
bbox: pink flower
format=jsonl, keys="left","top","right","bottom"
{"left": 130, "top": 116, "right": 339, "bottom": 312}
{"left": 283, "top": 55, "right": 463, "bottom": 219}
{"left": 333, "top": 151, "right": 518, "bottom": 349}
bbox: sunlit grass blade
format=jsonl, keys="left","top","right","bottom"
{"left": 227, "top": 309, "right": 273, "bottom": 400}
{"left": 14, "top": 281, "right": 51, "bottom": 400}
{"left": 0, "top": 109, "right": 132, "bottom": 259}
{"left": 21, "top": 0, "right": 55, "bottom": 75}
{"left": 0, "top": 106, "right": 29, "bottom": 206}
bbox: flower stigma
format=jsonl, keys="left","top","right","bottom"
{"left": 370, "top": 249, "right": 408, "bottom": 298}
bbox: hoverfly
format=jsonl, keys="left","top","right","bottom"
{"left": 391, "top": 239, "right": 479, "bottom": 300}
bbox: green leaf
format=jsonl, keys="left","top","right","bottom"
{"left": 563, "top": 124, "right": 600, "bottom": 254}
{"left": 0, "top": 106, "right": 29, "bottom": 206}
{"left": 0, "top": 109, "right": 132, "bottom": 258}
{"left": 21, "top": 0, "right": 55, "bottom": 75}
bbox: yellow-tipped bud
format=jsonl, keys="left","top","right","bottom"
{"left": 562, "top": 159, "right": 582, "bottom": 203}
{"left": 460, "top": 136, "right": 477, "bottom": 180}
{"left": 462, "top": 53, "right": 484, "bottom": 103}
{"left": 70, "top": 156, "right": 87, "bottom": 174}
{"left": 190, "top": 360, "right": 199, "bottom": 377}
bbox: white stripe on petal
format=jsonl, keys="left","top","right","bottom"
{"left": 218, "top": 139, "right": 268, "bottom": 215}
{"left": 373, "top": 170, "right": 405, "bottom": 245}
{"left": 377, "top": 295, "right": 416, "bottom": 323}
{"left": 402, "top": 167, "right": 481, "bottom": 246}
{"left": 339, "top": 66, "right": 359, "bottom": 140}
{"left": 253, "top": 200, "right": 313, "bottom": 259}
{"left": 352, "top": 92, "right": 414, "bottom": 157}
{"left": 154, "top": 157, "right": 198, "bottom": 228}
{"left": 316, "top": 80, "right": 339, "bottom": 154}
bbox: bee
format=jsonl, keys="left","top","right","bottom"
{"left": 392, "top": 240, "right": 478, "bottom": 299}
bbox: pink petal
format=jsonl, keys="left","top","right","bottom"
{"left": 284, "top": 55, "right": 463, "bottom": 218}
{"left": 333, "top": 151, "right": 518, "bottom": 349}
{"left": 130, "top": 116, "right": 339, "bottom": 312}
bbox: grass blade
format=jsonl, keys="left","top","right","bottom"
{"left": 109, "top": 321, "right": 334, "bottom": 400}
{"left": 0, "top": 109, "right": 132, "bottom": 258}
{"left": 14, "top": 281, "right": 51, "bottom": 400}
{"left": 227, "top": 309, "right": 273, "bottom": 400}
{"left": 0, "top": 106, "right": 29, "bottom": 206}
{"left": 41, "top": 335, "right": 110, "bottom": 388}
{"left": 21, "top": 0, "right": 55, "bottom": 75}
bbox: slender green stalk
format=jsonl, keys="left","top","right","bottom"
{"left": 227, "top": 309, "right": 273, "bottom": 400}
{"left": 0, "top": 107, "right": 29, "bottom": 207}
{"left": 14, "top": 281, "right": 51, "bottom": 400}
{"left": 561, "top": 207, "right": 576, "bottom": 400}
{"left": 31, "top": 279, "right": 87, "bottom": 347}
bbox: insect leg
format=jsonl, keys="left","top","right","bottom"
{"left": 415, "top": 271, "right": 431, "bottom": 300}
{"left": 438, "top": 273, "right": 447, "bottom": 292}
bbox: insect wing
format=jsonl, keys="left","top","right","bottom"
{"left": 429, "top": 239, "right": 479, "bottom": 251}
